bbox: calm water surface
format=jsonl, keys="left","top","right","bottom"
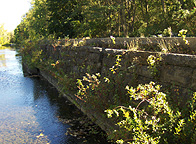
{"left": 0, "top": 47, "right": 108, "bottom": 144}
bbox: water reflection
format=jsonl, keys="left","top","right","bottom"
{"left": 0, "top": 46, "right": 108, "bottom": 144}
{"left": 0, "top": 53, "right": 6, "bottom": 67}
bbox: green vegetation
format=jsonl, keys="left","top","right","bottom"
{"left": 105, "top": 82, "right": 196, "bottom": 144}
{"left": 14, "top": 0, "right": 196, "bottom": 43}
{"left": 20, "top": 37, "right": 196, "bottom": 143}
{"left": 76, "top": 54, "right": 196, "bottom": 144}
{"left": 147, "top": 55, "right": 162, "bottom": 78}
{"left": 17, "top": 0, "right": 196, "bottom": 143}
{"left": 0, "top": 24, "right": 14, "bottom": 45}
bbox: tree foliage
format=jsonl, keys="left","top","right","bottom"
{"left": 0, "top": 24, "right": 11, "bottom": 45}
{"left": 14, "top": 0, "right": 196, "bottom": 43}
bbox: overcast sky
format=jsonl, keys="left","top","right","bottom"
{"left": 0, "top": 0, "right": 31, "bottom": 32}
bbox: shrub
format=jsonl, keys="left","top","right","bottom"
{"left": 105, "top": 82, "right": 196, "bottom": 144}
{"left": 76, "top": 55, "right": 131, "bottom": 112}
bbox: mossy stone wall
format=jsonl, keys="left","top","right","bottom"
{"left": 23, "top": 37, "right": 196, "bottom": 136}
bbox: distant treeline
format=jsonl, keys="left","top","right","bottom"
{"left": 14, "top": 0, "right": 196, "bottom": 43}
{"left": 0, "top": 24, "right": 14, "bottom": 45}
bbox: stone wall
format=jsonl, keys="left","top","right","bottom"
{"left": 102, "top": 49, "right": 196, "bottom": 90}
{"left": 39, "top": 42, "right": 196, "bottom": 91}
{"left": 35, "top": 41, "right": 196, "bottom": 109}
{"left": 23, "top": 37, "right": 196, "bottom": 137}
{"left": 68, "top": 37, "right": 196, "bottom": 51}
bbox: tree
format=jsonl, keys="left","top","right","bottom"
{"left": 0, "top": 24, "right": 10, "bottom": 45}
{"left": 14, "top": 0, "right": 196, "bottom": 42}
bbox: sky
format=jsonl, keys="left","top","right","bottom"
{"left": 0, "top": 0, "right": 31, "bottom": 32}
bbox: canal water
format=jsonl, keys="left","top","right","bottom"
{"left": 0, "top": 46, "right": 110, "bottom": 144}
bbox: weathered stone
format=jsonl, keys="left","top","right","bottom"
{"left": 22, "top": 63, "right": 39, "bottom": 76}
{"left": 24, "top": 37, "right": 196, "bottom": 142}
{"left": 191, "top": 69, "right": 196, "bottom": 90}
{"left": 88, "top": 53, "right": 100, "bottom": 62}
{"left": 137, "top": 65, "right": 153, "bottom": 78}
{"left": 161, "top": 65, "right": 193, "bottom": 86}
{"left": 161, "top": 53, "right": 196, "bottom": 68}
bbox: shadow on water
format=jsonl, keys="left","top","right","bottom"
{"left": 0, "top": 46, "right": 111, "bottom": 144}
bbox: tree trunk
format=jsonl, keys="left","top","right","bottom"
{"left": 161, "top": 0, "right": 165, "bottom": 13}
{"left": 121, "top": 0, "right": 128, "bottom": 37}
{"left": 131, "top": 0, "right": 136, "bottom": 34}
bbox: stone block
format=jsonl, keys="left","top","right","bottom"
{"left": 161, "top": 53, "right": 196, "bottom": 68}
{"left": 161, "top": 65, "right": 193, "bottom": 86}
{"left": 137, "top": 65, "right": 153, "bottom": 78}
{"left": 191, "top": 69, "right": 196, "bottom": 90}
{"left": 88, "top": 53, "right": 100, "bottom": 62}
